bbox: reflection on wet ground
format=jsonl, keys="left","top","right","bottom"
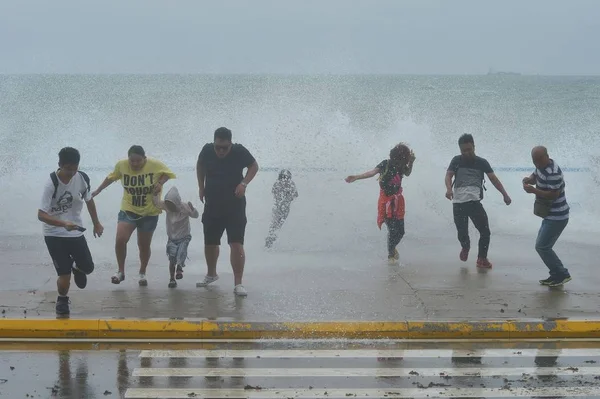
{"left": 2, "top": 339, "right": 600, "bottom": 398}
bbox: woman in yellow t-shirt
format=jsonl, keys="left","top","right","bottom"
{"left": 92, "top": 145, "right": 176, "bottom": 286}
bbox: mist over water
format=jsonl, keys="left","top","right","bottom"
{"left": 1, "top": 74, "right": 599, "bottom": 268}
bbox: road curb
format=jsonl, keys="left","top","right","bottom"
{"left": 1, "top": 319, "right": 600, "bottom": 339}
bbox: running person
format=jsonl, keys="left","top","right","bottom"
{"left": 345, "top": 143, "right": 416, "bottom": 263}
{"left": 38, "top": 147, "right": 104, "bottom": 316}
{"left": 92, "top": 145, "right": 176, "bottom": 286}
{"left": 265, "top": 169, "right": 299, "bottom": 248}
{"left": 523, "top": 146, "right": 571, "bottom": 286}
{"left": 445, "top": 134, "right": 511, "bottom": 268}
{"left": 153, "top": 186, "right": 199, "bottom": 288}
{"left": 196, "top": 127, "right": 259, "bottom": 296}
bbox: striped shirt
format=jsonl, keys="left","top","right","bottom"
{"left": 534, "top": 160, "right": 569, "bottom": 220}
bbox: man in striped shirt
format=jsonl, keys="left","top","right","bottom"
{"left": 522, "top": 146, "right": 571, "bottom": 287}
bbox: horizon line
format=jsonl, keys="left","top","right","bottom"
{"left": 1, "top": 72, "right": 600, "bottom": 77}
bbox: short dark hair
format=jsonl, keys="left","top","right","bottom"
{"left": 58, "top": 147, "right": 80, "bottom": 166}
{"left": 458, "top": 134, "right": 474, "bottom": 146}
{"left": 128, "top": 145, "right": 146, "bottom": 157}
{"left": 214, "top": 127, "right": 232, "bottom": 142}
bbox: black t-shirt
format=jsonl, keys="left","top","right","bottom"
{"left": 198, "top": 143, "right": 256, "bottom": 214}
{"left": 376, "top": 159, "right": 404, "bottom": 196}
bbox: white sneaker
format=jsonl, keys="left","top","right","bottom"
{"left": 234, "top": 284, "right": 247, "bottom": 297}
{"left": 196, "top": 275, "right": 219, "bottom": 287}
{"left": 138, "top": 273, "right": 148, "bottom": 286}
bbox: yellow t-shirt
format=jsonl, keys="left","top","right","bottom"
{"left": 107, "top": 158, "right": 176, "bottom": 216}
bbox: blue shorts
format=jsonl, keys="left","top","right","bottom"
{"left": 118, "top": 210, "right": 159, "bottom": 232}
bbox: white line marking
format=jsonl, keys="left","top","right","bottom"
{"left": 124, "top": 387, "right": 600, "bottom": 398}
{"left": 131, "top": 366, "right": 599, "bottom": 377}
{"left": 139, "top": 348, "right": 600, "bottom": 358}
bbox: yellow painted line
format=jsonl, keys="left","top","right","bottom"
{"left": 201, "top": 321, "right": 410, "bottom": 339}
{"left": 0, "top": 319, "right": 600, "bottom": 339}
{"left": 99, "top": 319, "right": 203, "bottom": 339}
{"left": 407, "top": 321, "right": 511, "bottom": 339}
{"left": 0, "top": 319, "right": 99, "bottom": 338}
{"left": 510, "top": 320, "right": 600, "bottom": 339}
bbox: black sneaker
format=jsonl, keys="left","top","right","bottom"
{"left": 72, "top": 266, "right": 87, "bottom": 289}
{"left": 539, "top": 277, "right": 553, "bottom": 285}
{"left": 56, "top": 296, "right": 70, "bottom": 316}
{"left": 547, "top": 275, "right": 572, "bottom": 287}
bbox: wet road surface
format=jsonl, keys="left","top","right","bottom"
{"left": 2, "top": 339, "right": 600, "bottom": 398}
{"left": 3, "top": 233, "right": 600, "bottom": 322}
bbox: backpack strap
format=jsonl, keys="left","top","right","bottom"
{"left": 50, "top": 170, "right": 91, "bottom": 199}
{"left": 450, "top": 159, "right": 460, "bottom": 188}
{"left": 78, "top": 171, "right": 91, "bottom": 197}
{"left": 50, "top": 172, "right": 59, "bottom": 199}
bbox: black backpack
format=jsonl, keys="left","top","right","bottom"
{"left": 50, "top": 171, "right": 91, "bottom": 199}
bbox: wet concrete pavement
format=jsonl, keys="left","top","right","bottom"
{"left": 2, "top": 339, "right": 600, "bottom": 398}
{"left": 0, "top": 233, "right": 599, "bottom": 321}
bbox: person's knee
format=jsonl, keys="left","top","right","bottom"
{"left": 230, "top": 242, "right": 244, "bottom": 250}
{"left": 535, "top": 241, "right": 550, "bottom": 253}
{"left": 57, "top": 271, "right": 71, "bottom": 279}
{"left": 479, "top": 225, "right": 491, "bottom": 239}
{"left": 226, "top": 224, "right": 246, "bottom": 246}
{"left": 390, "top": 229, "right": 404, "bottom": 241}
{"left": 80, "top": 261, "right": 94, "bottom": 275}
{"left": 115, "top": 234, "right": 130, "bottom": 246}
{"left": 205, "top": 244, "right": 219, "bottom": 253}
{"left": 229, "top": 242, "right": 245, "bottom": 258}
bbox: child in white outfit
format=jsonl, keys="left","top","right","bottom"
{"left": 153, "top": 186, "right": 199, "bottom": 287}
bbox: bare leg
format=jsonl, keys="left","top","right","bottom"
{"left": 115, "top": 222, "right": 136, "bottom": 274}
{"left": 169, "top": 260, "right": 176, "bottom": 280}
{"left": 137, "top": 230, "right": 155, "bottom": 275}
{"left": 57, "top": 275, "right": 70, "bottom": 296}
{"left": 230, "top": 243, "right": 245, "bottom": 286}
{"left": 204, "top": 245, "right": 219, "bottom": 277}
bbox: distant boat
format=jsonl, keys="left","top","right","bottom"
{"left": 487, "top": 68, "right": 521, "bottom": 76}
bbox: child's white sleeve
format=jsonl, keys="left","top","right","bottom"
{"left": 183, "top": 202, "right": 200, "bottom": 218}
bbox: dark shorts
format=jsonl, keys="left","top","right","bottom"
{"left": 44, "top": 235, "right": 95, "bottom": 277}
{"left": 118, "top": 210, "right": 159, "bottom": 232}
{"left": 202, "top": 210, "right": 247, "bottom": 246}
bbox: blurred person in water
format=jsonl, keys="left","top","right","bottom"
{"left": 265, "top": 169, "right": 299, "bottom": 248}
{"left": 345, "top": 143, "right": 415, "bottom": 263}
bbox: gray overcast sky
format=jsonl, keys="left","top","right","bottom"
{"left": 0, "top": 0, "right": 598, "bottom": 75}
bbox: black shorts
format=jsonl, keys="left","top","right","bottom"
{"left": 202, "top": 210, "right": 247, "bottom": 245}
{"left": 44, "top": 235, "right": 95, "bottom": 277}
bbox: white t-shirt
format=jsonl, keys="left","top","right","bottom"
{"left": 39, "top": 171, "right": 92, "bottom": 237}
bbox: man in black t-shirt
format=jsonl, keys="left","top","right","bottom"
{"left": 196, "top": 127, "right": 259, "bottom": 296}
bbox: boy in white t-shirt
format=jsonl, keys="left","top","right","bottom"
{"left": 38, "top": 147, "right": 104, "bottom": 316}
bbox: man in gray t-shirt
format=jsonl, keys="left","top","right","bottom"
{"left": 445, "top": 134, "right": 512, "bottom": 269}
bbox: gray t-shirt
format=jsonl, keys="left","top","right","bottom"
{"left": 447, "top": 155, "right": 493, "bottom": 203}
